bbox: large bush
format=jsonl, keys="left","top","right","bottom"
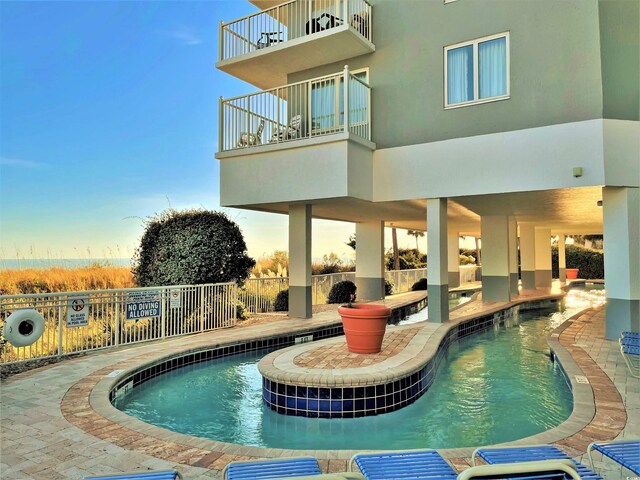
{"left": 410, "top": 278, "right": 428, "bottom": 291}
{"left": 133, "top": 209, "right": 255, "bottom": 286}
{"left": 552, "top": 244, "right": 604, "bottom": 279}
{"left": 327, "top": 280, "right": 357, "bottom": 304}
{"left": 274, "top": 289, "right": 289, "bottom": 312}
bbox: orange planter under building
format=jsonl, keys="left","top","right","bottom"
{"left": 566, "top": 268, "right": 579, "bottom": 279}
{"left": 338, "top": 304, "right": 392, "bottom": 354}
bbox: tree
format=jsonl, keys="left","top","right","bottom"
{"left": 407, "top": 230, "right": 425, "bottom": 253}
{"left": 346, "top": 234, "right": 356, "bottom": 250}
{"left": 391, "top": 227, "right": 400, "bottom": 270}
{"left": 133, "top": 209, "right": 255, "bottom": 286}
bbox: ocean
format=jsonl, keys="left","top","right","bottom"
{"left": 0, "top": 258, "right": 132, "bottom": 270}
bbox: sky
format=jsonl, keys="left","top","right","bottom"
{"left": 0, "top": 0, "right": 421, "bottom": 265}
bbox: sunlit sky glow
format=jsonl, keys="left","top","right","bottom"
{"left": 1, "top": 0, "right": 429, "bottom": 264}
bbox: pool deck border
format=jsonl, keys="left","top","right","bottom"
{"left": 2, "top": 282, "right": 631, "bottom": 477}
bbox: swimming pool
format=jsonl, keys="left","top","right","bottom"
{"left": 115, "top": 286, "right": 604, "bottom": 450}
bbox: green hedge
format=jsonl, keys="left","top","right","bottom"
{"left": 552, "top": 244, "right": 604, "bottom": 279}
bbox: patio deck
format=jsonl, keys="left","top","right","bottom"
{"left": 1, "top": 283, "right": 637, "bottom": 479}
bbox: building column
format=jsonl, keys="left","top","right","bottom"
{"left": 520, "top": 224, "right": 536, "bottom": 290}
{"left": 427, "top": 198, "right": 449, "bottom": 323}
{"left": 603, "top": 187, "right": 640, "bottom": 339}
{"left": 289, "top": 204, "right": 312, "bottom": 318}
{"left": 481, "top": 216, "right": 511, "bottom": 302}
{"left": 535, "top": 227, "right": 552, "bottom": 288}
{"left": 448, "top": 231, "right": 460, "bottom": 288}
{"left": 558, "top": 234, "right": 567, "bottom": 282}
{"left": 355, "top": 221, "right": 385, "bottom": 301}
{"left": 508, "top": 217, "right": 519, "bottom": 295}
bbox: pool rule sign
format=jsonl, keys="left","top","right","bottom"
{"left": 126, "top": 291, "right": 161, "bottom": 320}
{"left": 66, "top": 296, "right": 89, "bottom": 327}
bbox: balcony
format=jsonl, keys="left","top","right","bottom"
{"left": 217, "top": 0, "right": 374, "bottom": 89}
{"left": 217, "top": 66, "right": 372, "bottom": 155}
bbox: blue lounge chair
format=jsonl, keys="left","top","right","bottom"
{"left": 82, "top": 471, "right": 182, "bottom": 480}
{"left": 587, "top": 440, "right": 640, "bottom": 475}
{"left": 472, "top": 445, "right": 603, "bottom": 479}
{"left": 348, "top": 449, "right": 457, "bottom": 479}
{"left": 223, "top": 457, "right": 321, "bottom": 480}
{"left": 620, "top": 332, "right": 640, "bottom": 378}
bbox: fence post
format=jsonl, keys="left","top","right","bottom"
{"left": 219, "top": 96, "right": 224, "bottom": 152}
{"left": 114, "top": 292, "right": 121, "bottom": 347}
{"left": 57, "top": 300, "right": 63, "bottom": 356}
{"left": 199, "top": 285, "right": 205, "bottom": 332}
{"left": 343, "top": 65, "right": 350, "bottom": 133}
{"left": 161, "top": 288, "right": 166, "bottom": 339}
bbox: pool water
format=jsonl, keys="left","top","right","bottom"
{"left": 116, "top": 286, "right": 605, "bottom": 450}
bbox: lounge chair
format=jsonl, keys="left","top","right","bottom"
{"left": 620, "top": 332, "right": 640, "bottom": 378}
{"left": 237, "top": 119, "right": 264, "bottom": 147}
{"left": 348, "top": 449, "right": 457, "bottom": 479}
{"left": 587, "top": 440, "right": 640, "bottom": 475}
{"left": 257, "top": 32, "right": 282, "bottom": 49}
{"left": 472, "top": 445, "right": 603, "bottom": 480}
{"left": 270, "top": 114, "right": 301, "bottom": 142}
{"left": 223, "top": 457, "right": 321, "bottom": 480}
{"left": 81, "top": 471, "right": 182, "bottom": 480}
{"left": 458, "top": 459, "right": 581, "bottom": 479}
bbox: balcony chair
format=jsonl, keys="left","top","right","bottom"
{"left": 306, "top": 13, "right": 343, "bottom": 34}
{"left": 619, "top": 331, "right": 640, "bottom": 378}
{"left": 587, "top": 440, "right": 640, "bottom": 475}
{"left": 472, "top": 445, "right": 603, "bottom": 479}
{"left": 270, "top": 114, "right": 301, "bottom": 142}
{"left": 81, "top": 470, "right": 182, "bottom": 480}
{"left": 237, "top": 119, "right": 264, "bottom": 148}
{"left": 257, "top": 32, "right": 283, "bottom": 49}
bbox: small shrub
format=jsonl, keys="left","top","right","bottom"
{"left": 236, "top": 300, "right": 248, "bottom": 320}
{"left": 384, "top": 279, "right": 394, "bottom": 296}
{"left": 327, "top": 280, "right": 357, "bottom": 304}
{"left": 274, "top": 289, "right": 289, "bottom": 312}
{"left": 410, "top": 278, "right": 428, "bottom": 291}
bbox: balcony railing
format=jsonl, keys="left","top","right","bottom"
{"left": 219, "top": 66, "right": 371, "bottom": 152}
{"left": 219, "top": 0, "right": 372, "bottom": 61}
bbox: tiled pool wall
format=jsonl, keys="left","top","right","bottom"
{"left": 262, "top": 301, "right": 556, "bottom": 418}
{"left": 109, "top": 324, "right": 344, "bottom": 403}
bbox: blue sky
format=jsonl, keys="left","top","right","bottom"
{"left": 0, "top": 0, "right": 417, "bottom": 264}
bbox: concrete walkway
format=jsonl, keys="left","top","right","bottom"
{"left": 1, "top": 287, "right": 637, "bottom": 479}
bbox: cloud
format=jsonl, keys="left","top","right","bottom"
{"left": 0, "top": 157, "right": 47, "bottom": 168}
{"left": 168, "top": 25, "right": 202, "bottom": 46}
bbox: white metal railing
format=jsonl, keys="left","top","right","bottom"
{"left": 0, "top": 283, "right": 237, "bottom": 365}
{"left": 219, "top": 66, "right": 371, "bottom": 152}
{"left": 219, "top": 0, "right": 372, "bottom": 61}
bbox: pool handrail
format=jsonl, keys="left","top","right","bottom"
{"left": 457, "top": 459, "right": 581, "bottom": 479}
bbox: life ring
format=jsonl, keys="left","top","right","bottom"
{"left": 2, "top": 309, "right": 45, "bottom": 347}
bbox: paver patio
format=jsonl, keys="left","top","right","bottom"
{"left": 1, "top": 285, "right": 637, "bottom": 479}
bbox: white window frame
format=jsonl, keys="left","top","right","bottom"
{"left": 444, "top": 31, "right": 510, "bottom": 109}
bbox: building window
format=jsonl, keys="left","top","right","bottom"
{"left": 444, "top": 32, "right": 509, "bottom": 108}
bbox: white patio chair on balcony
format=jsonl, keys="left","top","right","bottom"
{"left": 270, "top": 115, "right": 301, "bottom": 143}
{"left": 237, "top": 119, "right": 264, "bottom": 148}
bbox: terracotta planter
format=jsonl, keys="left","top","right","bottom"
{"left": 338, "top": 304, "right": 391, "bottom": 354}
{"left": 566, "top": 268, "right": 579, "bottom": 279}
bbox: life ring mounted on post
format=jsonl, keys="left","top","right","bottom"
{"left": 2, "top": 309, "right": 45, "bottom": 347}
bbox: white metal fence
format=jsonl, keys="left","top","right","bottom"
{"left": 219, "top": 0, "right": 372, "bottom": 61}
{"left": 219, "top": 66, "right": 371, "bottom": 152}
{"left": 0, "top": 283, "right": 237, "bottom": 365}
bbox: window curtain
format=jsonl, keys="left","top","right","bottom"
{"left": 311, "top": 78, "right": 336, "bottom": 130}
{"left": 447, "top": 45, "right": 473, "bottom": 104}
{"left": 479, "top": 37, "right": 507, "bottom": 99}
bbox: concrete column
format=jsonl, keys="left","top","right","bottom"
{"left": 520, "top": 224, "right": 536, "bottom": 290}
{"left": 481, "top": 216, "right": 511, "bottom": 302}
{"left": 558, "top": 234, "right": 567, "bottom": 282}
{"left": 427, "top": 198, "right": 449, "bottom": 323}
{"left": 535, "top": 227, "right": 552, "bottom": 288}
{"left": 603, "top": 187, "right": 640, "bottom": 339}
{"left": 447, "top": 231, "right": 460, "bottom": 288}
{"left": 288, "top": 204, "right": 312, "bottom": 318}
{"left": 355, "top": 221, "right": 385, "bottom": 301}
{"left": 508, "top": 217, "right": 519, "bottom": 295}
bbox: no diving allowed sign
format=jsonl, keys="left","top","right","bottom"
{"left": 126, "top": 290, "right": 161, "bottom": 320}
